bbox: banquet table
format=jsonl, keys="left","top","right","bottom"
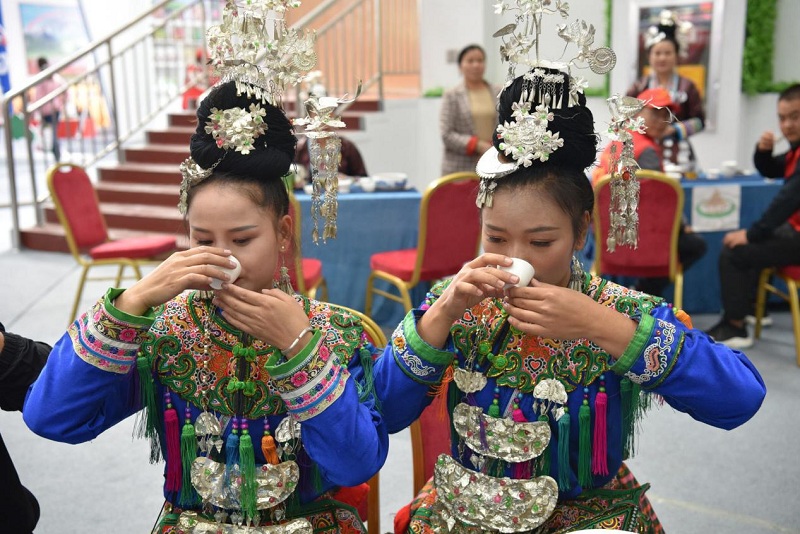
{"left": 295, "top": 189, "right": 426, "bottom": 327}
{"left": 679, "top": 174, "right": 782, "bottom": 314}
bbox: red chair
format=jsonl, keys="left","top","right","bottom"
{"left": 285, "top": 192, "right": 328, "bottom": 300}
{"left": 754, "top": 266, "right": 800, "bottom": 366}
{"left": 365, "top": 172, "right": 481, "bottom": 315}
{"left": 410, "top": 394, "right": 451, "bottom": 496}
{"left": 47, "top": 163, "right": 178, "bottom": 324}
{"left": 593, "top": 170, "right": 685, "bottom": 309}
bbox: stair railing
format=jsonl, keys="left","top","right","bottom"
{"left": 1, "top": 0, "right": 210, "bottom": 249}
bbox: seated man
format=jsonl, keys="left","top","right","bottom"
{"left": 706, "top": 83, "right": 800, "bottom": 348}
{"left": 593, "top": 87, "right": 707, "bottom": 298}
{"left": 294, "top": 135, "right": 368, "bottom": 186}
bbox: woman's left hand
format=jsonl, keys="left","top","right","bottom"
{"left": 213, "top": 284, "right": 311, "bottom": 352}
{"left": 503, "top": 279, "right": 596, "bottom": 340}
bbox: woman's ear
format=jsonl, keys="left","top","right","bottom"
{"left": 278, "top": 214, "right": 293, "bottom": 250}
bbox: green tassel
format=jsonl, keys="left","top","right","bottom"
{"left": 179, "top": 418, "right": 198, "bottom": 506}
{"left": 557, "top": 409, "right": 572, "bottom": 491}
{"left": 578, "top": 399, "right": 592, "bottom": 488}
{"left": 311, "top": 463, "right": 324, "bottom": 493}
{"left": 239, "top": 431, "right": 257, "bottom": 521}
{"left": 135, "top": 354, "right": 162, "bottom": 463}
{"left": 621, "top": 378, "right": 645, "bottom": 459}
{"left": 488, "top": 398, "right": 500, "bottom": 418}
{"left": 535, "top": 414, "right": 551, "bottom": 477}
{"left": 357, "top": 347, "right": 380, "bottom": 411}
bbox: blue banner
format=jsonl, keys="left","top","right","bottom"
{"left": 0, "top": 4, "right": 9, "bottom": 94}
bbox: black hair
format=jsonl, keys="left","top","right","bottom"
{"left": 186, "top": 80, "right": 297, "bottom": 219}
{"left": 647, "top": 23, "right": 680, "bottom": 55}
{"left": 490, "top": 67, "right": 598, "bottom": 240}
{"left": 458, "top": 44, "right": 485, "bottom": 66}
{"left": 779, "top": 84, "right": 800, "bottom": 103}
{"left": 37, "top": 57, "right": 49, "bottom": 70}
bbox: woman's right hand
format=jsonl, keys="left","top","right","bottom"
{"left": 114, "top": 247, "right": 235, "bottom": 316}
{"left": 417, "top": 254, "right": 517, "bottom": 348}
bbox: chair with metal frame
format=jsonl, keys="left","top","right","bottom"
{"left": 286, "top": 191, "right": 328, "bottom": 300}
{"left": 592, "top": 170, "right": 685, "bottom": 309}
{"left": 332, "top": 305, "right": 385, "bottom": 534}
{"left": 47, "top": 163, "right": 178, "bottom": 324}
{"left": 754, "top": 266, "right": 800, "bottom": 367}
{"left": 364, "top": 172, "right": 481, "bottom": 316}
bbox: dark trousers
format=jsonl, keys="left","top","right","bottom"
{"left": 42, "top": 111, "right": 60, "bottom": 161}
{"left": 636, "top": 225, "right": 708, "bottom": 297}
{"left": 720, "top": 223, "right": 800, "bottom": 321}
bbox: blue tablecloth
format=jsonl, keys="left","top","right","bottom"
{"left": 295, "top": 190, "right": 426, "bottom": 327}
{"left": 680, "top": 175, "right": 782, "bottom": 313}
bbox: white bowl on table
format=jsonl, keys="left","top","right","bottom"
{"left": 337, "top": 177, "right": 353, "bottom": 193}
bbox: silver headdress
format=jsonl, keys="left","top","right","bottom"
{"left": 179, "top": 0, "right": 317, "bottom": 214}
{"left": 476, "top": 0, "right": 617, "bottom": 207}
{"left": 644, "top": 9, "right": 695, "bottom": 58}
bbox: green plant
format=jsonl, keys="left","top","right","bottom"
{"left": 742, "top": 0, "right": 799, "bottom": 94}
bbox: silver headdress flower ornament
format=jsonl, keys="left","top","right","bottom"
{"left": 178, "top": 0, "right": 318, "bottom": 215}
{"left": 294, "top": 84, "right": 362, "bottom": 243}
{"left": 644, "top": 9, "right": 695, "bottom": 58}
{"left": 476, "top": 0, "right": 617, "bottom": 208}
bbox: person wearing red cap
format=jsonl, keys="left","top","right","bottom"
{"left": 593, "top": 87, "right": 707, "bottom": 298}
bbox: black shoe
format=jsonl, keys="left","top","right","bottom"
{"left": 705, "top": 320, "right": 752, "bottom": 349}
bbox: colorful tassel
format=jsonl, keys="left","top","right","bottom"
{"left": 591, "top": 381, "right": 609, "bottom": 476}
{"left": 261, "top": 418, "right": 280, "bottom": 465}
{"left": 512, "top": 459, "right": 531, "bottom": 480}
{"left": 535, "top": 413, "right": 551, "bottom": 477}
{"left": 179, "top": 405, "right": 198, "bottom": 506}
{"left": 578, "top": 397, "right": 592, "bottom": 488}
{"left": 488, "top": 386, "right": 501, "bottom": 418}
{"left": 238, "top": 420, "right": 257, "bottom": 521}
{"left": 557, "top": 409, "right": 571, "bottom": 491}
{"left": 430, "top": 365, "right": 454, "bottom": 422}
{"left": 225, "top": 417, "right": 240, "bottom": 483}
{"left": 163, "top": 392, "right": 182, "bottom": 493}
{"left": 135, "top": 353, "right": 162, "bottom": 463}
{"left": 621, "top": 378, "right": 645, "bottom": 459}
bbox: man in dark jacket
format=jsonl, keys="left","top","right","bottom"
{"left": 707, "top": 84, "right": 800, "bottom": 347}
{"left": 1, "top": 322, "right": 50, "bottom": 533}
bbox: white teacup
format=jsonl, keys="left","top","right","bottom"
{"left": 721, "top": 160, "right": 738, "bottom": 177}
{"left": 359, "top": 177, "right": 376, "bottom": 192}
{"left": 210, "top": 255, "right": 242, "bottom": 290}
{"left": 499, "top": 258, "right": 535, "bottom": 288}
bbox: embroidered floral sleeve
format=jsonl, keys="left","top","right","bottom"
{"left": 69, "top": 288, "right": 155, "bottom": 374}
{"left": 610, "top": 312, "right": 682, "bottom": 389}
{"left": 391, "top": 310, "right": 456, "bottom": 386}
{"left": 264, "top": 330, "right": 350, "bottom": 421}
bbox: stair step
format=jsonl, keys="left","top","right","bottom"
{"left": 98, "top": 162, "right": 181, "bottom": 185}
{"left": 124, "top": 144, "right": 189, "bottom": 164}
{"left": 44, "top": 202, "right": 184, "bottom": 234}
{"left": 146, "top": 127, "right": 196, "bottom": 145}
{"left": 96, "top": 181, "right": 180, "bottom": 207}
{"left": 20, "top": 223, "right": 188, "bottom": 254}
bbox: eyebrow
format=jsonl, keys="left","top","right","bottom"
{"left": 191, "top": 225, "right": 259, "bottom": 233}
{"left": 485, "top": 223, "right": 560, "bottom": 233}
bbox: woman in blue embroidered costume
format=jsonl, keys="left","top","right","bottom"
{"left": 23, "top": 32, "right": 387, "bottom": 534}
{"left": 376, "top": 49, "right": 766, "bottom": 534}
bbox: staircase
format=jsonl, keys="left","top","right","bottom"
{"left": 19, "top": 100, "right": 383, "bottom": 253}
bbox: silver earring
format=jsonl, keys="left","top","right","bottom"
{"left": 569, "top": 255, "right": 584, "bottom": 292}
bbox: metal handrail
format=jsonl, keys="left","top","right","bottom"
{"left": 2, "top": 0, "right": 209, "bottom": 248}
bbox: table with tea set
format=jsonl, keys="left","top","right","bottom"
{"left": 294, "top": 173, "right": 426, "bottom": 326}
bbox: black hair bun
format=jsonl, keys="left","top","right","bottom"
{"left": 190, "top": 80, "right": 297, "bottom": 181}
{"left": 494, "top": 68, "right": 598, "bottom": 172}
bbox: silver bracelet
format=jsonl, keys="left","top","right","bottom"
{"left": 282, "top": 326, "right": 315, "bottom": 356}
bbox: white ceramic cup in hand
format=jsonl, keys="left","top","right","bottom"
{"left": 498, "top": 258, "right": 535, "bottom": 288}
{"left": 209, "top": 255, "right": 242, "bottom": 290}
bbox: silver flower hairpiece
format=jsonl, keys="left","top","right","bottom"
{"left": 207, "top": 0, "right": 317, "bottom": 106}
{"left": 293, "top": 84, "right": 362, "bottom": 243}
{"left": 205, "top": 104, "right": 268, "bottom": 155}
{"left": 643, "top": 9, "right": 695, "bottom": 58}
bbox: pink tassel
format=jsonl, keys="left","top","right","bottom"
{"left": 512, "top": 408, "right": 527, "bottom": 423}
{"left": 591, "top": 390, "right": 609, "bottom": 476}
{"left": 164, "top": 407, "right": 182, "bottom": 491}
{"left": 512, "top": 460, "right": 531, "bottom": 480}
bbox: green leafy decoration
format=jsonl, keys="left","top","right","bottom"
{"left": 743, "top": 0, "right": 799, "bottom": 94}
